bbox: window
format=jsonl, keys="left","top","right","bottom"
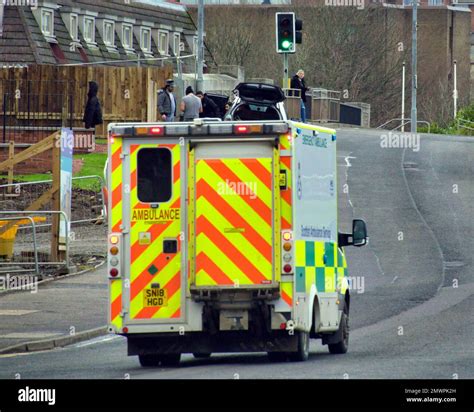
{"left": 140, "top": 28, "right": 151, "bottom": 52}
{"left": 158, "top": 30, "right": 169, "bottom": 55}
{"left": 84, "top": 17, "right": 95, "bottom": 43}
{"left": 232, "top": 103, "right": 281, "bottom": 121}
{"left": 70, "top": 14, "right": 78, "bottom": 41}
{"left": 137, "top": 148, "right": 172, "bottom": 203}
{"left": 41, "top": 9, "right": 54, "bottom": 37}
{"left": 172, "top": 33, "right": 180, "bottom": 56}
{"left": 104, "top": 21, "right": 115, "bottom": 46}
{"left": 122, "top": 24, "right": 133, "bottom": 49}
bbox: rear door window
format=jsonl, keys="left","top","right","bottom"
{"left": 233, "top": 103, "right": 281, "bottom": 121}
{"left": 137, "top": 148, "right": 172, "bottom": 203}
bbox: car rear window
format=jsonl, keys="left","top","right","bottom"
{"left": 137, "top": 148, "right": 172, "bottom": 203}
{"left": 233, "top": 103, "right": 281, "bottom": 121}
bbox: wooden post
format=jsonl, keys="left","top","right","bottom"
{"left": 50, "top": 136, "right": 63, "bottom": 262}
{"left": 7, "top": 141, "right": 14, "bottom": 193}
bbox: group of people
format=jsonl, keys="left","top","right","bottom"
{"left": 84, "top": 72, "right": 309, "bottom": 130}
{"left": 158, "top": 79, "right": 220, "bottom": 122}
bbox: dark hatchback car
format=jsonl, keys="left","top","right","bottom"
{"left": 225, "top": 83, "right": 287, "bottom": 121}
{"left": 205, "top": 93, "right": 230, "bottom": 120}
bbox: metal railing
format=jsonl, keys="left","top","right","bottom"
{"left": 377, "top": 118, "right": 431, "bottom": 133}
{"left": 457, "top": 118, "right": 474, "bottom": 133}
{"left": 0, "top": 216, "right": 39, "bottom": 274}
{"left": 0, "top": 175, "right": 106, "bottom": 226}
{"left": 0, "top": 211, "right": 70, "bottom": 275}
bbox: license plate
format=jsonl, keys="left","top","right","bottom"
{"left": 143, "top": 288, "right": 168, "bottom": 307}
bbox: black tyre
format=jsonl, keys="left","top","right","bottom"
{"left": 138, "top": 354, "right": 161, "bottom": 367}
{"left": 193, "top": 353, "right": 211, "bottom": 359}
{"left": 328, "top": 309, "right": 349, "bottom": 354}
{"left": 160, "top": 353, "right": 181, "bottom": 366}
{"left": 267, "top": 352, "right": 287, "bottom": 362}
{"left": 289, "top": 331, "right": 310, "bottom": 362}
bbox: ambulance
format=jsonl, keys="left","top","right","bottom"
{"left": 107, "top": 118, "right": 367, "bottom": 366}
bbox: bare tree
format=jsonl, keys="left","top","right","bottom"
{"left": 202, "top": 5, "right": 465, "bottom": 127}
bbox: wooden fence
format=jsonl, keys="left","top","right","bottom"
{"left": 0, "top": 65, "right": 173, "bottom": 139}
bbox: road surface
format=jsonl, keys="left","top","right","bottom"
{"left": 1, "top": 128, "right": 472, "bottom": 379}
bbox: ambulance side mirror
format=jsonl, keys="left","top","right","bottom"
{"left": 352, "top": 219, "right": 368, "bottom": 247}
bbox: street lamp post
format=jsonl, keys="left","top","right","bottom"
{"left": 402, "top": 61, "right": 406, "bottom": 133}
{"left": 197, "top": 0, "right": 204, "bottom": 92}
{"left": 453, "top": 60, "right": 458, "bottom": 119}
{"left": 410, "top": 0, "right": 417, "bottom": 134}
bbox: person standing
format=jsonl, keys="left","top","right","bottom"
{"left": 180, "top": 86, "right": 202, "bottom": 121}
{"left": 158, "top": 79, "right": 176, "bottom": 122}
{"left": 83, "top": 81, "right": 103, "bottom": 130}
{"left": 290, "top": 69, "right": 309, "bottom": 123}
{"left": 196, "top": 91, "right": 220, "bottom": 118}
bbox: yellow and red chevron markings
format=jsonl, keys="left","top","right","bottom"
{"left": 279, "top": 134, "right": 292, "bottom": 230}
{"left": 129, "top": 144, "right": 182, "bottom": 320}
{"left": 109, "top": 143, "right": 183, "bottom": 323}
{"left": 194, "top": 158, "right": 274, "bottom": 287}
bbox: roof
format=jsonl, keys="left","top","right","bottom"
{"left": 0, "top": 0, "right": 216, "bottom": 69}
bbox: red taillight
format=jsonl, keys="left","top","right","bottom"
{"left": 236, "top": 125, "right": 249, "bottom": 134}
{"left": 122, "top": 327, "right": 129, "bottom": 334}
{"left": 283, "top": 264, "right": 292, "bottom": 274}
{"left": 234, "top": 125, "right": 263, "bottom": 135}
{"left": 110, "top": 268, "right": 119, "bottom": 277}
{"left": 150, "top": 127, "right": 164, "bottom": 135}
{"left": 280, "top": 322, "right": 287, "bottom": 330}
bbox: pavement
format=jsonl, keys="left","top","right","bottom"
{"left": 0, "top": 128, "right": 472, "bottom": 379}
{"left": 0, "top": 266, "right": 108, "bottom": 354}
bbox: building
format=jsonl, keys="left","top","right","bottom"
{"left": 176, "top": 0, "right": 290, "bottom": 4}
{"left": 0, "top": 0, "right": 215, "bottom": 71}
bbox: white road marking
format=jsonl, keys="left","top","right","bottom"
{"left": 0, "top": 332, "right": 61, "bottom": 339}
{"left": 0, "top": 310, "right": 39, "bottom": 316}
{"left": 73, "top": 335, "right": 120, "bottom": 348}
{"left": 345, "top": 156, "right": 356, "bottom": 167}
{"left": 391, "top": 276, "right": 399, "bottom": 284}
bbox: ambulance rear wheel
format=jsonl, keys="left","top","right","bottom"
{"left": 193, "top": 353, "right": 211, "bottom": 359}
{"left": 328, "top": 310, "right": 349, "bottom": 354}
{"left": 267, "top": 352, "right": 287, "bottom": 362}
{"left": 160, "top": 353, "right": 181, "bottom": 366}
{"left": 289, "top": 331, "right": 310, "bottom": 362}
{"left": 138, "top": 354, "right": 161, "bottom": 367}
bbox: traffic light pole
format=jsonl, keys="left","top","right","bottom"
{"left": 283, "top": 53, "right": 289, "bottom": 89}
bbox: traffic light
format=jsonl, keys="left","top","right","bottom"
{"left": 295, "top": 18, "right": 303, "bottom": 44}
{"left": 276, "top": 12, "right": 295, "bottom": 54}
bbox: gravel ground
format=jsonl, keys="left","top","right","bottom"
{"left": 1, "top": 222, "right": 107, "bottom": 277}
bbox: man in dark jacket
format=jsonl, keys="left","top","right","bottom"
{"left": 83, "top": 81, "right": 103, "bottom": 129}
{"left": 196, "top": 91, "right": 220, "bottom": 119}
{"left": 158, "top": 79, "right": 176, "bottom": 122}
{"left": 290, "top": 70, "right": 309, "bottom": 123}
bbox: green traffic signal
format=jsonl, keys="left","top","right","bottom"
{"left": 281, "top": 40, "right": 291, "bottom": 50}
